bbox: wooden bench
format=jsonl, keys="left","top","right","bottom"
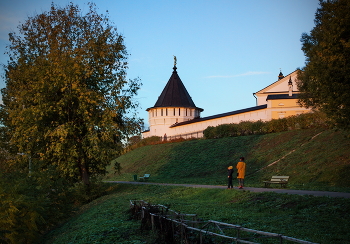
{"left": 263, "top": 176, "right": 289, "bottom": 188}
{"left": 139, "top": 174, "right": 151, "bottom": 181}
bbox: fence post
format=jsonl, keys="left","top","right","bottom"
{"left": 151, "top": 215, "right": 155, "bottom": 230}
{"left": 172, "top": 221, "right": 175, "bottom": 242}
{"left": 180, "top": 224, "right": 184, "bottom": 243}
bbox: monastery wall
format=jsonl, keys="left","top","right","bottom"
{"left": 160, "top": 107, "right": 268, "bottom": 139}
{"left": 141, "top": 68, "right": 311, "bottom": 140}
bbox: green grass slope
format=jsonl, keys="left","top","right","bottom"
{"left": 45, "top": 129, "right": 350, "bottom": 244}
{"left": 44, "top": 184, "right": 350, "bottom": 244}
{"left": 106, "top": 128, "right": 350, "bottom": 191}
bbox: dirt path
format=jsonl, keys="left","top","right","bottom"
{"left": 105, "top": 181, "right": 350, "bottom": 198}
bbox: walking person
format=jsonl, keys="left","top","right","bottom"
{"left": 236, "top": 157, "right": 246, "bottom": 189}
{"left": 227, "top": 166, "right": 234, "bottom": 189}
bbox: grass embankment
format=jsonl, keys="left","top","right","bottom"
{"left": 44, "top": 184, "right": 350, "bottom": 243}
{"left": 45, "top": 128, "right": 350, "bottom": 243}
{"left": 107, "top": 128, "right": 350, "bottom": 191}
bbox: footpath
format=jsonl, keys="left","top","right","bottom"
{"left": 106, "top": 181, "right": 350, "bottom": 198}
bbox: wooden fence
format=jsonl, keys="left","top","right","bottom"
{"left": 163, "top": 131, "right": 204, "bottom": 141}
{"left": 129, "top": 200, "right": 318, "bottom": 244}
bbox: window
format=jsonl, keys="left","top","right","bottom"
{"left": 179, "top": 108, "right": 180, "bottom": 116}
{"left": 166, "top": 108, "right": 168, "bottom": 116}
{"left": 173, "top": 108, "right": 175, "bottom": 116}
{"left": 161, "top": 109, "right": 163, "bottom": 116}
{"left": 278, "top": 111, "right": 286, "bottom": 118}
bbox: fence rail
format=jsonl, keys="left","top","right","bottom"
{"left": 163, "top": 131, "right": 204, "bottom": 141}
{"left": 129, "top": 200, "right": 318, "bottom": 244}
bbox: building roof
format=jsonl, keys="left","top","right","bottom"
{"left": 254, "top": 70, "right": 298, "bottom": 94}
{"left": 147, "top": 66, "right": 203, "bottom": 111}
{"left": 266, "top": 94, "right": 299, "bottom": 100}
{"left": 170, "top": 104, "right": 267, "bottom": 128}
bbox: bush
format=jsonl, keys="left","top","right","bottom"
{"left": 203, "top": 126, "right": 215, "bottom": 139}
{"left": 265, "top": 118, "right": 289, "bottom": 133}
{"left": 0, "top": 167, "right": 113, "bottom": 244}
{"left": 0, "top": 172, "right": 58, "bottom": 244}
{"left": 204, "top": 112, "right": 331, "bottom": 139}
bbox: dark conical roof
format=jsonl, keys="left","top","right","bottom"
{"left": 149, "top": 66, "right": 203, "bottom": 111}
{"left": 278, "top": 70, "right": 284, "bottom": 80}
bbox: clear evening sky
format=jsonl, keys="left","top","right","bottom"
{"left": 0, "top": 0, "right": 319, "bottom": 128}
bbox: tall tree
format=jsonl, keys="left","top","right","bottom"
{"left": 297, "top": 0, "right": 350, "bottom": 129}
{"left": 1, "top": 3, "right": 142, "bottom": 185}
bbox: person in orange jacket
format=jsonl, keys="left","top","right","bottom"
{"left": 236, "top": 157, "right": 246, "bottom": 189}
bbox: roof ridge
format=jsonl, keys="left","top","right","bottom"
{"left": 255, "top": 70, "right": 299, "bottom": 94}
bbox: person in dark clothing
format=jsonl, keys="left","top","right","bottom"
{"left": 227, "top": 166, "right": 234, "bottom": 189}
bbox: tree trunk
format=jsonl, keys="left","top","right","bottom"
{"left": 79, "top": 160, "right": 90, "bottom": 186}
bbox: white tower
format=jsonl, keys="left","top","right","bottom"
{"left": 145, "top": 58, "right": 203, "bottom": 138}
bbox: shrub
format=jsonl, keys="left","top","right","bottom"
{"left": 204, "top": 112, "right": 331, "bottom": 139}
{"left": 203, "top": 126, "right": 216, "bottom": 139}
{"left": 0, "top": 166, "right": 112, "bottom": 243}
{"left": 0, "top": 172, "right": 56, "bottom": 244}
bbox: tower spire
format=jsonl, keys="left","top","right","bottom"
{"left": 288, "top": 76, "right": 293, "bottom": 96}
{"left": 278, "top": 68, "right": 284, "bottom": 80}
{"left": 148, "top": 61, "right": 203, "bottom": 112}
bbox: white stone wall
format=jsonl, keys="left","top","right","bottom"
{"left": 170, "top": 108, "right": 268, "bottom": 138}
{"left": 143, "top": 106, "right": 269, "bottom": 139}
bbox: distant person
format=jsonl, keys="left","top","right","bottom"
{"left": 164, "top": 133, "right": 167, "bottom": 141}
{"left": 236, "top": 157, "right": 246, "bottom": 189}
{"left": 227, "top": 166, "right": 234, "bottom": 189}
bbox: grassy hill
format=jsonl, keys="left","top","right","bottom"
{"left": 106, "top": 128, "right": 350, "bottom": 191}
{"left": 44, "top": 184, "right": 350, "bottom": 244}
{"left": 44, "top": 128, "right": 350, "bottom": 244}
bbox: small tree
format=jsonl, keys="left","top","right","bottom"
{"left": 1, "top": 3, "right": 142, "bottom": 185}
{"left": 297, "top": 0, "right": 350, "bottom": 129}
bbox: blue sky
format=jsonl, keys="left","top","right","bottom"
{"left": 0, "top": 0, "right": 319, "bottom": 127}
